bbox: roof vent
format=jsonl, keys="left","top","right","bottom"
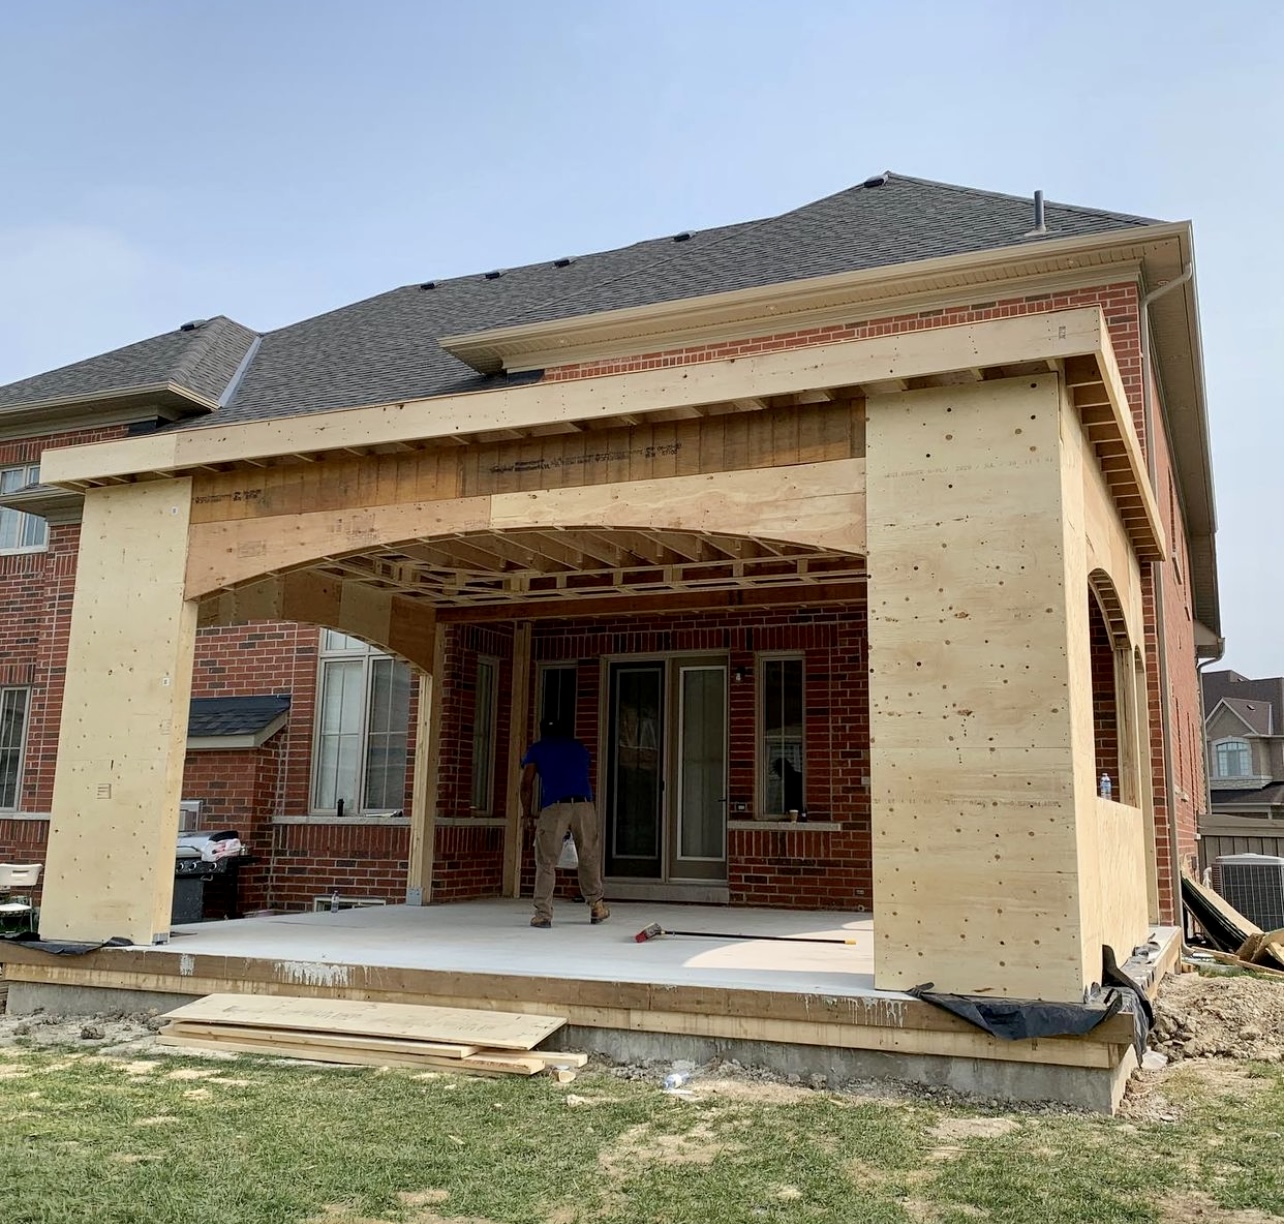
{"left": 1025, "top": 189, "right": 1048, "bottom": 237}
{"left": 419, "top": 281, "right": 436, "bottom": 291}
{"left": 862, "top": 173, "right": 889, "bottom": 188}
{"left": 672, "top": 231, "right": 692, "bottom": 242}
{"left": 178, "top": 319, "right": 207, "bottom": 332}
{"left": 553, "top": 257, "right": 573, "bottom": 268}
{"left": 484, "top": 270, "right": 503, "bottom": 280}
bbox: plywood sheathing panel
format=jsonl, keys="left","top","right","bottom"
{"left": 868, "top": 376, "right": 1087, "bottom": 1002}
{"left": 39, "top": 480, "right": 199, "bottom": 945}
{"left": 1059, "top": 390, "right": 1151, "bottom": 977}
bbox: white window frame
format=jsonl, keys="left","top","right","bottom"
{"left": 757, "top": 652, "right": 805, "bottom": 817}
{"left": 1213, "top": 737, "right": 1253, "bottom": 781}
{"left": 470, "top": 656, "right": 499, "bottom": 814}
{"left": 310, "top": 631, "right": 412, "bottom": 816}
{"left": 0, "top": 687, "right": 31, "bottom": 812}
{"left": 0, "top": 464, "right": 48, "bottom": 555}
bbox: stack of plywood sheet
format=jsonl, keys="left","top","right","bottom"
{"left": 157, "top": 994, "right": 589, "bottom": 1078}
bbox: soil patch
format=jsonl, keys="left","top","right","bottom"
{"left": 1153, "top": 973, "right": 1284, "bottom": 1062}
{"left": 1156, "top": 1190, "right": 1284, "bottom": 1222}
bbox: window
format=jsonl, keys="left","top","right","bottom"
{"left": 760, "top": 656, "right": 804, "bottom": 815}
{"left": 0, "top": 688, "right": 30, "bottom": 811}
{"left": 470, "top": 657, "right": 499, "bottom": 812}
{"left": 0, "top": 465, "right": 47, "bottom": 553}
{"left": 1214, "top": 738, "right": 1253, "bottom": 780}
{"left": 312, "top": 630, "right": 411, "bottom": 814}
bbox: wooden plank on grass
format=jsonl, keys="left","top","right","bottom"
{"left": 157, "top": 1033, "right": 543, "bottom": 1074}
{"left": 162, "top": 1021, "right": 479, "bottom": 1059}
{"left": 160, "top": 993, "right": 564, "bottom": 1050}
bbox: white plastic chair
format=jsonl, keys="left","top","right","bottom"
{"left": 0, "top": 863, "right": 42, "bottom": 933}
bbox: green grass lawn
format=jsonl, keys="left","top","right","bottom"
{"left": 0, "top": 1047, "right": 1281, "bottom": 1224}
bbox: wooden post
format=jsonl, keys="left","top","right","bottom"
{"left": 405, "top": 629, "right": 446, "bottom": 906}
{"left": 40, "top": 481, "right": 198, "bottom": 944}
{"left": 502, "top": 621, "right": 533, "bottom": 897}
{"left": 404, "top": 669, "right": 432, "bottom": 906}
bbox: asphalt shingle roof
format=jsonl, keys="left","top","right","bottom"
{"left": 187, "top": 695, "right": 290, "bottom": 739}
{"left": 1211, "top": 783, "right": 1284, "bottom": 808}
{"left": 1204, "top": 671, "right": 1284, "bottom": 736}
{"left": 0, "top": 174, "right": 1163, "bottom": 430}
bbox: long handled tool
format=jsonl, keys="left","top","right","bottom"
{"left": 634, "top": 922, "right": 859, "bottom": 945}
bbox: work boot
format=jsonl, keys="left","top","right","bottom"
{"left": 590, "top": 901, "right": 610, "bottom": 925}
{"left": 530, "top": 915, "right": 551, "bottom": 929}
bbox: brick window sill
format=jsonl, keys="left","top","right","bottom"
{"left": 275, "top": 814, "right": 411, "bottom": 827}
{"left": 727, "top": 820, "right": 843, "bottom": 831}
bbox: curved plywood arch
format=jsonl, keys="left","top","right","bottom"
{"left": 185, "top": 459, "right": 866, "bottom": 599}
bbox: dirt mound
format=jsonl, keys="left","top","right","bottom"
{"left": 1152, "top": 972, "right": 1284, "bottom": 1062}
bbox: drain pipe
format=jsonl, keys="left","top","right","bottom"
{"left": 1139, "top": 264, "right": 1194, "bottom": 923}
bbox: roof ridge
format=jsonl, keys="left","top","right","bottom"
{"left": 885, "top": 172, "right": 1162, "bottom": 225}
{"left": 167, "top": 315, "right": 236, "bottom": 384}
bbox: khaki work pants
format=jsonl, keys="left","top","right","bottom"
{"left": 532, "top": 800, "right": 605, "bottom": 921}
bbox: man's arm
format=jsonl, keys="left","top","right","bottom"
{"left": 520, "top": 763, "right": 538, "bottom": 821}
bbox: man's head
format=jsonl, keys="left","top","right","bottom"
{"left": 540, "top": 717, "right": 567, "bottom": 740}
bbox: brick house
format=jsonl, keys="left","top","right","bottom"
{"left": 0, "top": 173, "right": 1219, "bottom": 1006}
{"left": 1199, "top": 670, "right": 1284, "bottom": 864}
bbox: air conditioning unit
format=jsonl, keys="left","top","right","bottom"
{"left": 1214, "top": 854, "right": 1284, "bottom": 930}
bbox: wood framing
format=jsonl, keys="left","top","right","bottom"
{"left": 502, "top": 622, "right": 532, "bottom": 897}
{"left": 406, "top": 629, "right": 447, "bottom": 904}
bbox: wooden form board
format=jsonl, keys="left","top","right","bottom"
{"left": 39, "top": 481, "right": 199, "bottom": 945}
{"left": 156, "top": 1033, "right": 544, "bottom": 1075}
{"left": 159, "top": 993, "right": 565, "bottom": 1050}
{"left": 867, "top": 377, "right": 1088, "bottom": 1002}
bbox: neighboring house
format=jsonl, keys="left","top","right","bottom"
{"left": 0, "top": 173, "right": 1219, "bottom": 1006}
{"left": 1201, "top": 670, "right": 1284, "bottom": 863}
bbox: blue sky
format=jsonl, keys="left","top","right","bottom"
{"left": 1, "top": 1, "right": 1281, "bottom": 673}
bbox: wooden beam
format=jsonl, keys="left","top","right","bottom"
{"left": 502, "top": 622, "right": 532, "bottom": 898}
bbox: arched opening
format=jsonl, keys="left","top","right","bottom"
{"left": 1087, "top": 570, "right": 1137, "bottom": 805}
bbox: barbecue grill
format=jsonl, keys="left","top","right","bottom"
{"left": 173, "top": 830, "right": 245, "bottom": 924}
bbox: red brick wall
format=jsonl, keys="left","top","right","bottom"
{"left": 506, "top": 599, "right": 870, "bottom": 909}
{"left": 265, "top": 820, "right": 410, "bottom": 911}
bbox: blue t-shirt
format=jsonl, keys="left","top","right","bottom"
{"left": 522, "top": 737, "right": 592, "bottom": 807}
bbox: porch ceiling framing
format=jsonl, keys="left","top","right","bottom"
{"left": 303, "top": 527, "right": 866, "bottom": 608}
{"left": 38, "top": 308, "right": 1163, "bottom": 561}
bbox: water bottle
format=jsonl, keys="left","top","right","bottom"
{"left": 330, "top": 892, "right": 340, "bottom": 913}
{"left": 1099, "top": 773, "right": 1112, "bottom": 801}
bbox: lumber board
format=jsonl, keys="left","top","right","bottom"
{"left": 161, "top": 1021, "right": 478, "bottom": 1059}
{"left": 156, "top": 1034, "right": 539, "bottom": 1074}
{"left": 159, "top": 993, "right": 564, "bottom": 1050}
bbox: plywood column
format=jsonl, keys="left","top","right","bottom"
{"left": 40, "top": 481, "right": 199, "bottom": 945}
{"left": 406, "top": 628, "right": 446, "bottom": 906}
{"left": 867, "top": 375, "right": 1086, "bottom": 1002}
{"left": 502, "top": 621, "right": 532, "bottom": 898}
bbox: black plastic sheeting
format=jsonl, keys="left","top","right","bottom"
{"left": 0, "top": 932, "right": 132, "bottom": 955}
{"left": 909, "top": 945, "right": 1153, "bottom": 1059}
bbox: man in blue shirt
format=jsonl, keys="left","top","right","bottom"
{"left": 520, "top": 718, "right": 609, "bottom": 929}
